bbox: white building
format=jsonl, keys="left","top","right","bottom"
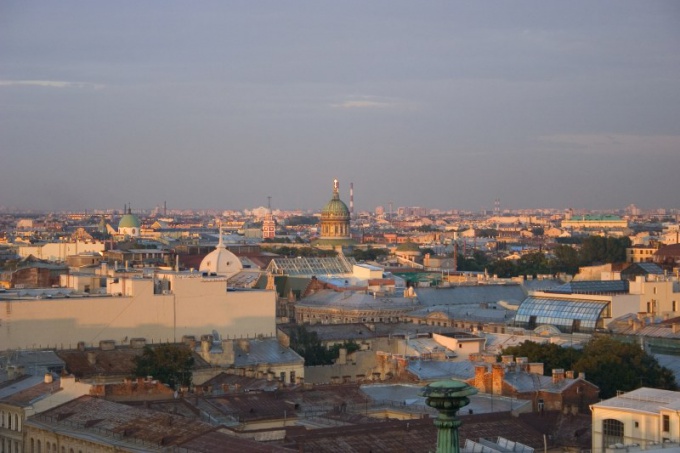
{"left": 17, "top": 241, "right": 106, "bottom": 262}
{"left": 591, "top": 387, "right": 680, "bottom": 452}
{"left": 1, "top": 240, "right": 275, "bottom": 350}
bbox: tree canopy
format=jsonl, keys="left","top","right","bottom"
{"left": 501, "top": 337, "right": 677, "bottom": 399}
{"left": 288, "top": 325, "right": 359, "bottom": 366}
{"left": 133, "top": 344, "right": 194, "bottom": 390}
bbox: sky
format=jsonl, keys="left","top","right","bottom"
{"left": 1, "top": 1, "right": 679, "bottom": 213}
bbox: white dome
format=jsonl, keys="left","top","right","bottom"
{"left": 199, "top": 233, "right": 243, "bottom": 277}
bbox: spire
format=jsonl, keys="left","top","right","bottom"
{"left": 217, "top": 220, "right": 225, "bottom": 248}
{"left": 333, "top": 178, "right": 340, "bottom": 199}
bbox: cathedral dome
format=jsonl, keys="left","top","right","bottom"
{"left": 322, "top": 194, "right": 350, "bottom": 219}
{"left": 313, "top": 179, "right": 356, "bottom": 247}
{"left": 199, "top": 229, "right": 243, "bottom": 277}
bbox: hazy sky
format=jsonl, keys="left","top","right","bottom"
{"left": 1, "top": 1, "right": 679, "bottom": 212}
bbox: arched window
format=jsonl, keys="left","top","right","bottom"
{"left": 15, "top": 413, "right": 20, "bottom": 431}
{"left": 603, "top": 418, "right": 624, "bottom": 448}
{"left": 36, "top": 439, "right": 41, "bottom": 453}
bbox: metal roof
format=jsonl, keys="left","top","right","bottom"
{"left": 591, "top": 387, "right": 680, "bottom": 414}
{"left": 546, "top": 280, "right": 628, "bottom": 295}
{"left": 416, "top": 285, "right": 528, "bottom": 306}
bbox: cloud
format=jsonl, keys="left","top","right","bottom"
{"left": 536, "top": 133, "right": 680, "bottom": 155}
{"left": 331, "top": 95, "right": 404, "bottom": 110}
{"left": 0, "top": 80, "right": 104, "bottom": 90}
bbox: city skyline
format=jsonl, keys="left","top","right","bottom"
{"left": 1, "top": 1, "right": 679, "bottom": 212}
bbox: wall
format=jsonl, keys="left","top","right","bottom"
{"left": 18, "top": 241, "right": 106, "bottom": 262}
{"left": 0, "top": 276, "right": 276, "bottom": 349}
{"left": 432, "top": 333, "right": 485, "bottom": 361}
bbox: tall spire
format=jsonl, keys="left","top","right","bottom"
{"left": 333, "top": 178, "right": 339, "bottom": 199}
{"left": 217, "top": 220, "right": 225, "bottom": 248}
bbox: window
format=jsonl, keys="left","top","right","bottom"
{"left": 603, "top": 419, "right": 624, "bottom": 448}
{"left": 663, "top": 414, "right": 670, "bottom": 432}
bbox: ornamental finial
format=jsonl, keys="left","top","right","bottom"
{"left": 333, "top": 178, "right": 339, "bottom": 193}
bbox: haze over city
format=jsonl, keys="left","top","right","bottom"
{"left": 1, "top": 1, "right": 679, "bottom": 212}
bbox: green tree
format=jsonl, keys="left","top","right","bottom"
{"left": 488, "top": 259, "right": 517, "bottom": 278}
{"left": 502, "top": 337, "right": 678, "bottom": 400}
{"left": 516, "top": 251, "right": 550, "bottom": 276}
{"left": 350, "top": 247, "right": 388, "bottom": 261}
{"left": 579, "top": 236, "right": 630, "bottom": 265}
{"left": 574, "top": 336, "right": 677, "bottom": 399}
{"left": 501, "top": 341, "right": 582, "bottom": 375}
{"left": 289, "top": 325, "right": 333, "bottom": 365}
{"left": 289, "top": 326, "right": 358, "bottom": 366}
{"left": 551, "top": 244, "right": 580, "bottom": 274}
{"left": 133, "top": 344, "right": 194, "bottom": 390}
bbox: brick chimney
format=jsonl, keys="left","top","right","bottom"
{"left": 474, "top": 365, "right": 487, "bottom": 392}
{"left": 552, "top": 368, "right": 565, "bottom": 384}
{"left": 491, "top": 363, "right": 504, "bottom": 395}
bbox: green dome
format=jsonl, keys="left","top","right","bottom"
{"left": 118, "top": 213, "right": 141, "bottom": 229}
{"left": 322, "top": 193, "right": 350, "bottom": 218}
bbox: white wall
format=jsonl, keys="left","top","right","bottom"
{"left": 0, "top": 274, "right": 276, "bottom": 349}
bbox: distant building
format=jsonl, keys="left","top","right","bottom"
{"left": 562, "top": 214, "right": 628, "bottom": 230}
{"left": 117, "top": 207, "right": 141, "bottom": 238}
{"left": 313, "top": 179, "right": 356, "bottom": 248}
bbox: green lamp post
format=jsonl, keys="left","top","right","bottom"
{"left": 419, "top": 379, "right": 478, "bottom": 453}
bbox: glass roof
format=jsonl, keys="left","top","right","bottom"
{"left": 266, "top": 256, "right": 356, "bottom": 276}
{"left": 513, "top": 297, "right": 609, "bottom": 333}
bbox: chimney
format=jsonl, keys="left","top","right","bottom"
{"left": 552, "top": 368, "right": 565, "bottom": 384}
{"left": 565, "top": 370, "right": 574, "bottom": 379}
{"left": 99, "top": 340, "right": 115, "bottom": 351}
{"left": 337, "top": 348, "right": 347, "bottom": 365}
{"left": 491, "top": 363, "right": 504, "bottom": 395}
{"left": 238, "top": 339, "right": 250, "bottom": 353}
{"left": 578, "top": 372, "right": 586, "bottom": 380}
{"left": 222, "top": 339, "right": 235, "bottom": 365}
{"left": 673, "top": 323, "right": 680, "bottom": 334}
{"left": 44, "top": 373, "right": 53, "bottom": 384}
{"left": 501, "top": 355, "right": 514, "bottom": 364}
{"left": 87, "top": 351, "right": 97, "bottom": 365}
{"left": 474, "top": 365, "right": 487, "bottom": 392}
{"left": 130, "top": 338, "right": 146, "bottom": 349}
{"left": 200, "top": 334, "right": 213, "bottom": 354}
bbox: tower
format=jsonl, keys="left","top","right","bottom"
{"left": 262, "top": 196, "right": 276, "bottom": 240}
{"left": 350, "top": 182, "right": 354, "bottom": 219}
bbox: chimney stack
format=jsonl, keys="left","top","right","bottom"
{"left": 552, "top": 368, "right": 565, "bottom": 384}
